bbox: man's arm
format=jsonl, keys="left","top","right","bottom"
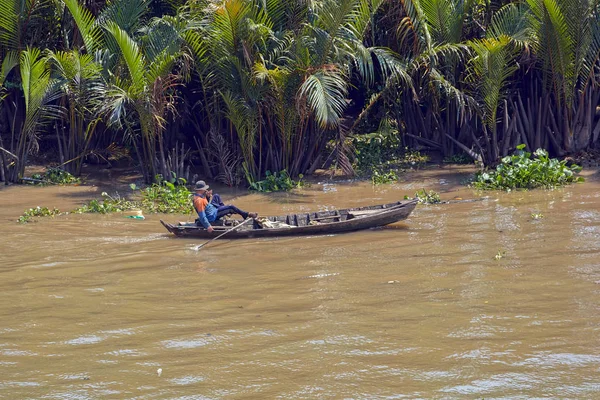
{"left": 197, "top": 211, "right": 213, "bottom": 232}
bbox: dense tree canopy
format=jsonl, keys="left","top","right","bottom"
{"left": 1, "top": 0, "right": 600, "bottom": 184}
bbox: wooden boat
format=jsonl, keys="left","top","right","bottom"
{"left": 160, "top": 199, "right": 417, "bottom": 239}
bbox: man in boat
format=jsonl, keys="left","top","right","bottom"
{"left": 206, "top": 186, "right": 258, "bottom": 220}
{"left": 193, "top": 181, "right": 257, "bottom": 232}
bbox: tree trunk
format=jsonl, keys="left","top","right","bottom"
{"left": 0, "top": 135, "right": 8, "bottom": 184}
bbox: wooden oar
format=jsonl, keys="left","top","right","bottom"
{"left": 194, "top": 218, "right": 253, "bottom": 251}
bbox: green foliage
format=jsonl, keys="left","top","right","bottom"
{"left": 472, "top": 145, "right": 584, "bottom": 190}
{"left": 7, "top": 48, "right": 64, "bottom": 182}
{"left": 6, "top": 0, "right": 600, "bottom": 187}
{"left": 74, "top": 192, "right": 139, "bottom": 214}
{"left": 351, "top": 121, "right": 428, "bottom": 186}
{"left": 352, "top": 130, "right": 403, "bottom": 173}
{"left": 18, "top": 206, "right": 61, "bottom": 223}
{"left": 371, "top": 168, "right": 398, "bottom": 185}
{"left": 249, "top": 170, "right": 304, "bottom": 192}
{"left": 140, "top": 177, "right": 193, "bottom": 213}
{"left": 20, "top": 177, "right": 194, "bottom": 222}
{"left": 413, "top": 189, "right": 441, "bottom": 204}
{"left": 30, "top": 167, "right": 81, "bottom": 185}
{"left": 75, "top": 177, "right": 193, "bottom": 215}
{"left": 468, "top": 37, "right": 518, "bottom": 131}
{"left": 352, "top": 124, "right": 429, "bottom": 177}
{"left": 443, "top": 153, "right": 473, "bottom": 164}
{"left": 401, "top": 149, "right": 430, "bottom": 166}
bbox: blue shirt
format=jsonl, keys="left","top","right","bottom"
{"left": 193, "top": 193, "right": 218, "bottom": 228}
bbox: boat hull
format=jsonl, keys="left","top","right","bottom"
{"left": 161, "top": 199, "right": 417, "bottom": 239}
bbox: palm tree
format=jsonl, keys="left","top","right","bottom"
{"left": 0, "top": 0, "right": 62, "bottom": 182}
{"left": 100, "top": 21, "right": 186, "bottom": 183}
{"left": 64, "top": 0, "right": 190, "bottom": 182}
{"left": 185, "top": 0, "right": 409, "bottom": 181}
{"left": 490, "top": 0, "right": 600, "bottom": 153}
{"left": 363, "top": 0, "right": 474, "bottom": 158}
{"left": 48, "top": 50, "right": 103, "bottom": 175}
{"left": 10, "top": 48, "right": 63, "bottom": 181}
{"left": 468, "top": 36, "right": 518, "bottom": 161}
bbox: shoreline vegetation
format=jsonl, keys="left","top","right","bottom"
{"left": 14, "top": 143, "right": 585, "bottom": 223}
{"left": 2, "top": 0, "right": 600, "bottom": 193}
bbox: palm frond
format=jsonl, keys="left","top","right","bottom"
{"left": 211, "top": 0, "right": 254, "bottom": 56}
{"left": 312, "top": 0, "right": 359, "bottom": 63}
{"left": 468, "top": 37, "right": 518, "bottom": 127}
{"left": 147, "top": 52, "right": 178, "bottom": 84}
{"left": 315, "top": 0, "right": 358, "bottom": 34}
{"left": 99, "top": 84, "right": 131, "bottom": 127}
{"left": 298, "top": 69, "right": 348, "bottom": 128}
{"left": 371, "top": 47, "right": 413, "bottom": 87}
{"left": 527, "top": 0, "right": 573, "bottom": 103}
{"left": 351, "top": 0, "right": 385, "bottom": 37}
{"left": 63, "top": 0, "right": 103, "bottom": 52}
{"left": 580, "top": 14, "right": 600, "bottom": 87}
{"left": 20, "top": 48, "right": 64, "bottom": 140}
{"left": 97, "top": 0, "right": 150, "bottom": 34}
{"left": 419, "top": 0, "right": 464, "bottom": 44}
{"left": 184, "top": 30, "right": 209, "bottom": 62}
{"left": 105, "top": 22, "right": 147, "bottom": 93}
{"left": 142, "top": 18, "right": 184, "bottom": 62}
{"left": 398, "top": 0, "right": 432, "bottom": 54}
{"left": 410, "top": 42, "right": 470, "bottom": 70}
{"left": 221, "top": 89, "right": 257, "bottom": 175}
{"left": 429, "top": 67, "right": 477, "bottom": 114}
{"left": 489, "top": 2, "right": 533, "bottom": 47}
{"left": 47, "top": 49, "right": 103, "bottom": 114}
{"left": 263, "top": 0, "right": 288, "bottom": 30}
{"left": 0, "top": 50, "right": 19, "bottom": 85}
{"left": 0, "top": 0, "right": 19, "bottom": 51}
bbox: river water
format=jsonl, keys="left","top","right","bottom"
{"left": 1, "top": 166, "right": 600, "bottom": 399}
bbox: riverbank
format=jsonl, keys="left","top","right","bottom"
{"left": 2, "top": 159, "right": 599, "bottom": 225}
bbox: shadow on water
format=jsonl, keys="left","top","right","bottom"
{"left": 587, "top": 168, "right": 600, "bottom": 182}
{"left": 262, "top": 191, "right": 314, "bottom": 205}
{"left": 55, "top": 189, "right": 105, "bottom": 200}
{"left": 311, "top": 165, "right": 477, "bottom": 194}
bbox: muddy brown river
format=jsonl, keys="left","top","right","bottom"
{"left": 1, "top": 166, "right": 600, "bottom": 399}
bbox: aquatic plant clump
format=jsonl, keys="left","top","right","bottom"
{"left": 371, "top": 168, "right": 399, "bottom": 185}
{"left": 352, "top": 131, "right": 430, "bottom": 175}
{"left": 18, "top": 207, "right": 61, "bottom": 223}
{"left": 75, "top": 181, "right": 194, "bottom": 215}
{"left": 401, "top": 149, "right": 430, "bottom": 167}
{"left": 249, "top": 170, "right": 304, "bottom": 192}
{"left": 472, "top": 145, "right": 584, "bottom": 190}
{"left": 74, "top": 193, "right": 140, "bottom": 214}
{"left": 17, "top": 177, "right": 199, "bottom": 223}
{"left": 352, "top": 131, "right": 403, "bottom": 172}
{"left": 413, "top": 189, "right": 441, "bottom": 204}
{"left": 140, "top": 181, "right": 193, "bottom": 214}
{"left": 28, "top": 167, "right": 81, "bottom": 185}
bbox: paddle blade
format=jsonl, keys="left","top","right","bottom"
{"left": 194, "top": 243, "right": 206, "bottom": 251}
